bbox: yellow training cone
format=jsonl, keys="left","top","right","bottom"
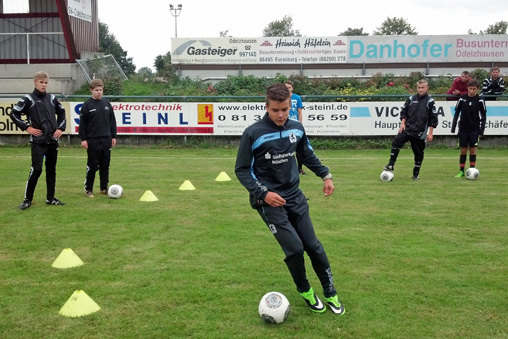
{"left": 59, "top": 290, "right": 101, "bottom": 317}
{"left": 51, "top": 248, "right": 84, "bottom": 269}
{"left": 179, "top": 180, "right": 196, "bottom": 190}
{"left": 139, "top": 190, "right": 158, "bottom": 202}
{"left": 215, "top": 171, "right": 231, "bottom": 182}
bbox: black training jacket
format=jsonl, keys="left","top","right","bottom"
{"left": 235, "top": 113, "right": 329, "bottom": 208}
{"left": 452, "top": 94, "right": 487, "bottom": 135}
{"left": 400, "top": 93, "right": 438, "bottom": 138}
{"left": 78, "top": 97, "right": 117, "bottom": 140}
{"left": 9, "top": 89, "right": 66, "bottom": 144}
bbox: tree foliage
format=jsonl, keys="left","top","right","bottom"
{"left": 481, "top": 21, "right": 508, "bottom": 34}
{"left": 339, "top": 27, "right": 369, "bottom": 36}
{"left": 99, "top": 22, "right": 136, "bottom": 76}
{"left": 262, "top": 15, "right": 301, "bottom": 37}
{"left": 153, "top": 52, "right": 175, "bottom": 80}
{"left": 374, "top": 17, "right": 417, "bottom": 35}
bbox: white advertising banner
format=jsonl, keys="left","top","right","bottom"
{"left": 172, "top": 35, "right": 507, "bottom": 64}
{"left": 68, "top": 101, "right": 508, "bottom": 137}
{"left": 67, "top": 0, "right": 92, "bottom": 22}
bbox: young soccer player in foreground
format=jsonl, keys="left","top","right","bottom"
{"left": 235, "top": 83, "right": 345, "bottom": 315}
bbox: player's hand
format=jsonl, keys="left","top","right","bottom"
{"left": 264, "top": 192, "right": 286, "bottom": 207}
{"left": 398, "top": 123, "right": 406, "bottom": 133}
{"left": 323, "top": 179, "right": 335, "bottom": 196}
{"left": 426, "top": 134, "right": 434, "bottom": 142}
{"left": 81, "top": 140, "right": 88, "bottom": 149}
{"left": 53, "top": 129, "right": 63, "bottom": 139}
{"left": 112, "top": 138, "right": 117, "bottom": 147}
{"left": 26, "top": 126, "right": 42, "bottom": 136}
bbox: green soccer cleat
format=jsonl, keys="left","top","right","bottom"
{"left": 455, "top": 171, "right": 465, "bottom": 178}
{"left": 325, "top": 295, "right": 345, "bottom": 315}
{"left": 300, "top": 287, "right": 326, "bottom": 313}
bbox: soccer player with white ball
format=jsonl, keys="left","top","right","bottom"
{"left": 235, "top": 84, "right": 345, "bottom": 316}
{"left": 451, "top": 79, "right": 487, "bottom": 178}
{"left": 382, "top": 80, "right": 439, "bottom": 181}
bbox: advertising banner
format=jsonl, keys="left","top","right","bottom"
{"left": 172, "top": 35, "right": 507, "bottom": 64}
{"left": 65, "top": 100, "right": 508, "bottom": 137}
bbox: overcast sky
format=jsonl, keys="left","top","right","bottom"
{"left": 97, "top": 0, "right": 507, "bottom": 71}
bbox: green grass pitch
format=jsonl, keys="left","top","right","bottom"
{"left": 1, "top": 146, "right": 507, "bottom": 338}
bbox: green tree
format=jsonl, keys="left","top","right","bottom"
{"left": 137, "top": 67, "right": 153, "bottom": 77}
{"left": 262, "top": 15, "right": 301, "bottom": 37}
{"left": 99, "top": 21, "right": 136, "bottom": 75}
{"left": 481, "top": 21, "right": 508, "bottom": 34}
{"left": 374, "top": 17, "right": 417, "bottom": 35}
{"left": 219, "top": 30, "right": 231, "bottom": 37}
{"left": 339, "top": 27, "right": 368, "bottom": 36}
{"left": 153, "top": 52, "right": 175, "bottom": 80}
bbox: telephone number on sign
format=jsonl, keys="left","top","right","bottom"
{"left": 216, "top": 114, "right": 347, "bottom": 122}
{"left": 239, "top": 51, "right": 257, "bottom": 57}
{"left": 318, "top": 56, "right": 347, "bottom": 62}
{"left": 307, "top": 114, "right": 348, "bottom": 121}
{"left": 217, "top": 114, "right": 262, "bottom": 122}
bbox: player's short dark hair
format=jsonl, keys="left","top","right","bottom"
{"left": 266, "top": 83, "right": 290, "bottom": 104}
{"left": 467, "top": 79, "right": 479, "bottom": 88}
{"left": 90, "top": 78, "right": 104, "bottom": 89}
{"left": 284, "top": 80, "right": 294, "bottom": 87}
{"left": 461, "top": 71, "right": 469, "bottom": 76}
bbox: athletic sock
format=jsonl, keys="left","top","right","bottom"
{"left": 470, "top": 154, "right": 476, "bottom": 168}
{"left": 460, "top": 154, "right": 466, "bottom": 171}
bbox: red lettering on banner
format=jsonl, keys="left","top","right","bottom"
{"left": 116, "top": 126, "right": 213, "bottom": 134}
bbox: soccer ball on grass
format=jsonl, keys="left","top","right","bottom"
{"left": 108, "top": 184, "right": 123, "bottom": 198}
{"left": 465, "top": 168, "right": 480, "bottom": 180}
{"left": 258, "top": 292, "right": 290, "bottom": 324}
{"left": 380, "top": 170, "right": 394, "bottom": 182}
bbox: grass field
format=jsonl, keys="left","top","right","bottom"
{"left": 1, "top": 146, "right": 507, "bottom": 338}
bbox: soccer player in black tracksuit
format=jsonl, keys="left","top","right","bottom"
{"left": 9, "top": 71, "right": 67, "bottom": 210}
{"left": 235, "top": 83, "right": 345, "bottom": 315}
{"left": 451, "top": 79, "right": 487, "bottom": 177}
{"left": 384, "top": 79, "right": 439, "bottom": 180}
{"left": 79, "top": 79, "right": 117, "bottom": 197}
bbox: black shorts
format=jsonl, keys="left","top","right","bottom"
{"left": 458, "top": 130, "right": 479, "bottom": 148}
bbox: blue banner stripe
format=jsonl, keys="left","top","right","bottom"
{"left": 351, "top": 107, "right": 371, "bottom": 117}
{"left": 487, "top": 106, "right": 508, "bottom": 117}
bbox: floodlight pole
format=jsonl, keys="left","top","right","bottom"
{"left": 169, "top": 4, "right": 182, "bottom": 37}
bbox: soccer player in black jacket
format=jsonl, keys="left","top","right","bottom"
{"left": 78, "top": 79, "right": 117, "bottom": 197}
{"left": 235, "top": 83, "right": 345, "bottom": 315}
{"left": 383, "top": 79, "right": 438, "bottom": 180}
{"left": 9, "top": 71, "right": 67, "bottom": 210}
{"left": 451, "top": 79, "right": 487, "bottom": 177}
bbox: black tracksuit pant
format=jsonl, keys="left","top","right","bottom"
{"left": 25, "top": 142, "right": 59, "bottom": 202}
{"left": 389, "top": 131, "right": 426, "bottom": 176}
{"left": 257, "top": 192, "right": 337, "bottom": 298}
{"left": 84, "top": 137, "right": 112, "bottom": 192}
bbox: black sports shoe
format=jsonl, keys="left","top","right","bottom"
{"left": 383, "top": 164, "right": 394, "bottom": 171}
{"left": 19, "top": 200, "right": 32, "bottom": 210}
{"left": 46, "top": 198, "right": 66, "bottom": 206}
{"left": 412, "top": 175, "right": 420, "bottom": 181}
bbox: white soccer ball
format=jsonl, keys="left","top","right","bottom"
{"left": 380, "top": 170, "right": 394, "bottom": 182}
{"left": 465, "top": 168, "right": 480, "bottom": 180}
{"left": 258, "top": 292, "right": 290, "bottom": 324}
{"left": 108, "top": 184, "right": 123, "bottom": 198}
